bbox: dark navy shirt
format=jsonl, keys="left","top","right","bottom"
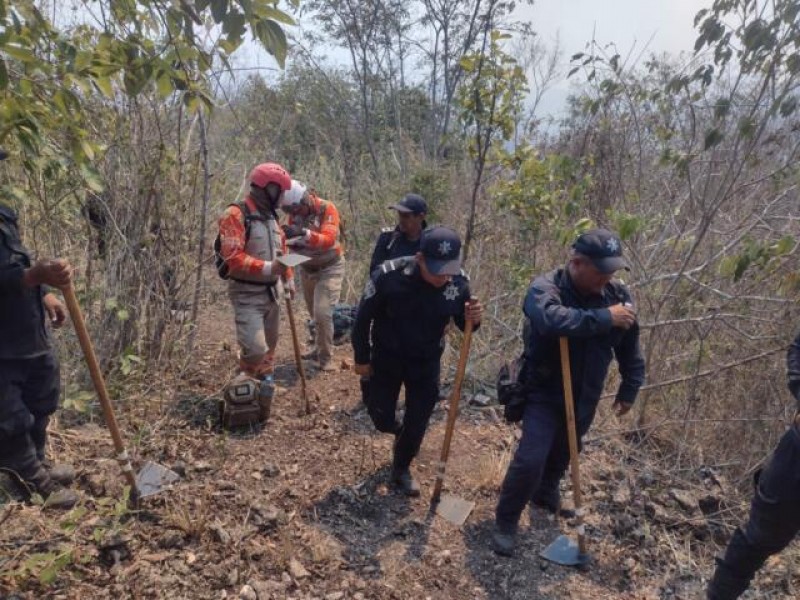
{"left": 352, "top": 257, "right": 475, "bottom": 364}
{"left": 368, "top": 227, "right": 424, "bottom": 273}
{"left": 523, "top": 267, "right": 645, "bottom": 419}
{"left": 0, "top": 204, "right": 50, "bottom": 359}
{"left": 787, "top": 330, "right": 800, "bottom": 410}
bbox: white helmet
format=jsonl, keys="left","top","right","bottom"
{"left": 281, "top": 179, "right": 307, "bottom": 208}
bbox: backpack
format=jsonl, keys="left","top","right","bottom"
{"left": 332, "top": 303, "right": 357, "bottom": 343}
{"left": 214, "top": 201, "right": 266, "bottom": 279}
{"left": 220, "top": 373, "right": 263, "bottom": 429}
{"left": 496, "top": 321, "right": 532, "bottom": 423}
{"left": 306, "top": 303, "right": 358, "bottom": 345}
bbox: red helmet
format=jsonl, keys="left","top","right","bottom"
{"left": 249, "top": 162, "right": 291, "bottom": 190}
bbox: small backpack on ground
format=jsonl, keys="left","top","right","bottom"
{"left": 214, "top": 202, "right": 266, "bottom": 280}
{"left": 306, "top": 303, "right": 358, "bottom": 345}
{"left": 220, "top": 373, "right": 262, "bottom": 429}
{"left": 332, "top": 304, "right": 357, "bottom": 343}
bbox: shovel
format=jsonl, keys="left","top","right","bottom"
{"left": 278, "top": 254, "right": 312, "bottom": 415}
{"left": 540, "top": 336, "right": 590, "bottom": 568}
{"left": 62, "top": 283, "right": 179, "bottom": 502}
{"left": 284, "top": 296, "right": 311, "bottom": 415}
{"left": 431, "top": 317, "right": 475, "bottom": 526}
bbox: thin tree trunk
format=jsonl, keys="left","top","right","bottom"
{"left": 187, "top": 110, "right": 211, "bottom": 351}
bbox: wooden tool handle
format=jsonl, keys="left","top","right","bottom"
{"left": 62, "top": 283, "right": 138, "bottom": 494}
{"left": 284, "top": 297, "right": 309, "bottom": 414}
{"left": 432, "top": 318, "right": 474, "bottom": 502}
{"left": 559, "top": 336, "right": 586, "bottom": 554}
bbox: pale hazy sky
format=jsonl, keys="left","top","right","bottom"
{"left": 521, "top": 0, "right": 701, "bottom": 56}
{"left": 234, "top": 0, "right": 707, "bottom": 118}
{"left": 517, "top": 0, "right": 704, "bottom": 116}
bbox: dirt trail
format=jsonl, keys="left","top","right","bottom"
{"left": 1, "top": 291, "right": 797, "bottom": 599}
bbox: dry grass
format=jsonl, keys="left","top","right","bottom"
{"left": 473, "top": 445, "right": 513, "bottom": 491}
{"left": 164, "top": 489, "right": 215, "bottom": 540}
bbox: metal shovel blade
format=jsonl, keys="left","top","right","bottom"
{"left": 135, "top": 461, "right": 180, "bottom": 498}
{"left": 540, "top": 534, "right": 591, "bottom": 567}
{"left": 276, "top": 253, "right": 312, "bottom": 268}
{"left": 434, "top": 493, "right": 475, "bottom": 526}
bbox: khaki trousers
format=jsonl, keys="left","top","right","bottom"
{"left": 300, "top": 257, "right": 344, "bottom": 366}
{"left": 229, "top": 284, "right": 281, "bottom": 377}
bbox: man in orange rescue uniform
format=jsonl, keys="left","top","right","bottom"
{"left": 280, "top": 180, "right": 345, "bottom": 372}
{"left": 218, "top": 163, "right": 295, "bottom": 378}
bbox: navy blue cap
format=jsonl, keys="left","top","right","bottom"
{"left": 0, "top": 149, "right": 7, "bottom": 161}
{"left": 388, "top": 193, "right": 427, "bottom": 215}
{"left": 420, "top": 226, "right": 461, "bottom": 275}
{"left": 572, "top": 228, "right": 628, "bottom": 274}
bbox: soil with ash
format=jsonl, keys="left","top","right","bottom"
{"left": 1, "top": 296, "right": 798, "bottom": 599}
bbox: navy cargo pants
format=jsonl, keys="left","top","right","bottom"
{"left": 0, "top": 354, "right": 61, "bottom": 467}
{"left": 707, "top": 421, "right": 800, "bottom": 600}
{"left": 364, "top": 349, "right": 440, "bottom": 471}
{"left": 496, "top": 399, "right": 595, "bottom": 532}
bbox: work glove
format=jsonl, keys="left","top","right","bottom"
{"left": 282, "top": 224, "right": 305, "bottom": 239}
{"left": 287, "top": 234, "right": 308, "bottom": 248}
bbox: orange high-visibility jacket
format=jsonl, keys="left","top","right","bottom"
{"left": 218, "top": 196, "right": 294, "bottom": 281}
{"left": 287, "top": 192, "right": 343, "bottom": 267}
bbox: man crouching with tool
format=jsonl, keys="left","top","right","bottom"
{"left": 351, "top": 226, "right": 482, "bottom": 496}
{"left": 493, "top": 228, "right": 645, "bottom": 556}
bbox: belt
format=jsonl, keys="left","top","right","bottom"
{"left": 230, "top": 278, "right": 276, "bottom": 286}
{"left": 230, "top": 279, "right": 278, "bottom": 302}
{"left": 300, "top": 255, "right": 341, "bottom": 273}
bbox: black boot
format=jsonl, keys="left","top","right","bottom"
{"left": 32, "top": 419, "right": 77, "bottom": 485}
{"left": 492, "top": 527, "right": 517, "bottom": 557}
{"left": 0, "top": 434, "right": 78, "bottom": 510}
{"left": 17, "top": 463, "right": 79, "bottom": 510}
{"left": 706, "top": 529, "right": 764, "bottom": 600}
{"left": 41, "top": 459, "right": 77, "bottom": 487}
{"left": 391, "top": 466, "right": 421, "bottom": 497}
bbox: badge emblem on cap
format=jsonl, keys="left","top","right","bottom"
{"left": 443, "top": 283, "right": 459, "bottom": 301}
{"left": 438, "top": 241, "right": 451, "bottom": 256}
{"left": 605, "top": 237, "right": 620, "bottom": 253}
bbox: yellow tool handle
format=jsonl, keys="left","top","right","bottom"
{"left": 432, "top": 318, "right": 474, "bottom": 503}
{"left": 559, "top": 336, "right": 586, "bottom": 555}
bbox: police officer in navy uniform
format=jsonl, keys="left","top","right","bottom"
{"left": 0, "top": 148, "right": 79, "bottom": 509}
{"left": 353, "top": 226, "right": 483, "bottom": 496}
{"left": 493, "top": 228, "right": 645, "bottom": 555}
{"left": 368, "top": 193, "right": 428, "bottom": 273}
{"left": 706, "top": 332, "right": 800, "bottom": 599}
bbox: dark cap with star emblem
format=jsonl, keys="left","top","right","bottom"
{"left": 420, "top": 225, "right": 461, "bottom": 276}
{"left": 388, "top": 193, "right": 427, "bottom": 215}
{"left": 572, "top": 228, "right": 629, "bottom": 274}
